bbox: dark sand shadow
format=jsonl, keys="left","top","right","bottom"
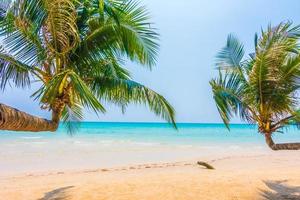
{"left": 260, "top": 180, "right": 300, "bottom": 200}
{"left": 38, "top": 186, "right": 74, "bottom": 200}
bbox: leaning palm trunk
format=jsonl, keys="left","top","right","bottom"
{"left": 0, "top": 103, "right": 61, "bottom": 132}
{"left": 265, "top": 134, "right": 300, "bottom": 150}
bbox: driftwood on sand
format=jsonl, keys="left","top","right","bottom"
{"left": 197, "top": 161, "right": 215, "bottom": 170}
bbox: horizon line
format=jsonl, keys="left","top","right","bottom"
{"left": 68, "top": 121, "right": 250, "bottom": 125}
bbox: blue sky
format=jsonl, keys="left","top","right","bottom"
{"left": 1, "top": 0, "right": 300, "bottom": 123}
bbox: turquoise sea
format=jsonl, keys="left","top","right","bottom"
{"left": 1, "top": 122, "right": 300, "bottom": 174}
{"left": 1, "top": 122, "right": 300, "bottom": 146}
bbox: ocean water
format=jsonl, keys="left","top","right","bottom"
{"left": 0, "top": 123, "right": 300, "bottom": 174}
{"left": 0, "top": 122, "right": 299, "bottom": 146}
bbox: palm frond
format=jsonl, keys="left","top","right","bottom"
{"left": 68, "top": 71, "right": 106, "bottom": 114}
{"left": 91, "top": 77, "right": 176, "bottom": 127}
{"left": 249, "top": 22, "right": 300, "bottom": 114}
{"left": 0, "top": 0, "right": 47, "bottom": 64}
{"left": 0, "top": 49, "right": 33, "bottom": 89}
{"left": 44, "top": 0, "right": 79, "bottom": 55}
{"left": 61, "top": 103, "right": 83, "bottom": 134}
{"left": 74, "top": 0, "right": 159, "bottom": 69}
{"left": 2, "top": 30, "right": 45, "bottom": 65}
{"left": 116, "top": 0, "right": 159, "bottom": 67}
{"left": 7, "top": 0, "right": 47, "bottom": 33}
{"left": 216, "top": 34, "right": 245, "bottom": 73}
{"left": 210, "top": 72, "right": 253, "bottom": 129}
{"left": 35, "top": 70, "right": 106, "bottom": 114}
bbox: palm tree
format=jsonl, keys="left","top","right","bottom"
{"left": 0, "top": 0, "right": 176, "bottom": 132}
{"left": 210, "top": 22, "right": 300, "bottom": 150}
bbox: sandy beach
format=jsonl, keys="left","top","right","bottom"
{"left": 1, "top": 0, "right": 300, "bottom": 199}
{"left": 1, "top": 150, "right": 299, "bottom": 200}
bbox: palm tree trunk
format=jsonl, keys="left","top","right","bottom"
{"left": 265, "top": 133, "right": 300, "bottom": 150}
{"left": 0, "top": 103, "right": 61, "bottom": 132}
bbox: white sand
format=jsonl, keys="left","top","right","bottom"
{"left": 0, "top": 149, "right": 299, "bottom": 200}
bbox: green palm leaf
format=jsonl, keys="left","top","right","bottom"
{"left": 212, "top": 22, "right": 300, "bottom": 134}
{"left": 91, "top": 77, "right": 176, "bottom": 127}
{"left": 216, "top": 34, "right": 245, "bottom": 71}
{"left": 0, "top": 49, "right": 33, "bottom": 89}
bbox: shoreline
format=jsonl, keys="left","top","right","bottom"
{"left": 0, "top": 143, "right": 269, "bottom": 177}
{"left": 1, "top": 152, "right": 274, "bottom": 178}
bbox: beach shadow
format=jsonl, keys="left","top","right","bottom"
{"left": 260, "top": 180, "right": 300, "bottom": 200}
{"left": 38, "top": 186, "right": 74, "bottom": 200}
